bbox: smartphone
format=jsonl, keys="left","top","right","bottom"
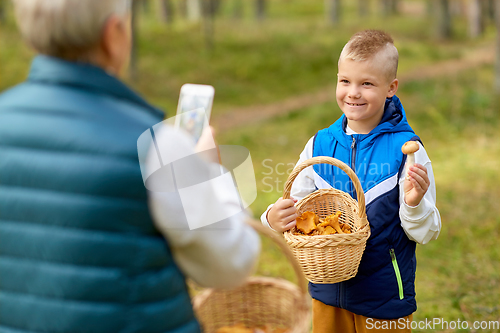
{"left": 175, "top": 83, "right": 215, "bottom": 143}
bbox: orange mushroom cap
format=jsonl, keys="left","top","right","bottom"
{"left": 401, "top": 141, "right": 419, "bottom": 155}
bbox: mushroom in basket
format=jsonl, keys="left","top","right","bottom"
{"left": 295, "top": 211, "right": 351, "bottom": 235}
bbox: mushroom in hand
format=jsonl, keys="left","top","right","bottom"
{"left": 401, "top": 141, "right": 419, "bottom": 176}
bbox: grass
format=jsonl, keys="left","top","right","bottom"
{"left": 1, "top": 0, "right": 499, "bottom": 331}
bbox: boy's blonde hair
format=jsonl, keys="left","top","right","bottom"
{"left": 14, "top": 0, "right": 131, "bottom": 60}
{"left": 339, "top": 30, "right": 399, "bottom": 81}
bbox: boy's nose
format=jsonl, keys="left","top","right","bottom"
{"left": 348, "top": 86, "right": 361, "bottom": 99}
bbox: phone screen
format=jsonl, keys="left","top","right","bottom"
{"left": 175, "top": 84, "right": 214, "bottom": 143}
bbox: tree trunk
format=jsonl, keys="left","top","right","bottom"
{"left": 255, "top": 0, "right": 266, "bottom": 21}
{"left": 383, "top": 0, "right": 390, "bottom": 15}
{"left": 494, "top": 0, "right": 500, "bottom": 93}
{"left": 427, "top": 0, "right": 434, "bottom": 16}
{"left": 129, "top": 0, "right": 140, "bottom": 80}
{"left": 469, "top": 0, "right": 486, "bottom": 37}
{"left": 483, "top": 0, "right": 493, "bottom": 25}
{"left": 325, "top": 0, "right": 341, "bottom": 24}
{"left": 436, "top": 0, "right": 453, "bottom": 39}
{"left": 381, "top": 0, "right": 398, "bottom": 16}
{"left": 179, "top": 0, "right": 188, "bottom": 19}
{"left": 232, "top": 0, "right": 244, "bottom": 19}
{"left": 358, "top": 0, "right": 369, "bottom": 17}
{"left": 141, "top": 0, "right": 150, "bottom": 13}
{"left": 390, "top": 0, "right": 399, "bottom": 14}
{"left": 210, "top": 0, "right": 222, "bottom": 16}
{"left": 488, "top": 0, "right": 496, "bottom": 21}
{"left": 157, "top": 0, "right": 173, "bottom": 24}
{"left": 187, "top": 0, "right": 202, "bottom": 22}
{"left": 202, "top": 0, "right": 216, "bottom": 49}
{"left": 0, "top": 0, "right": 5, "bottom": 24}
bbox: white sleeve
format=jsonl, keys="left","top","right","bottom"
{"left": 260, "top": 136, "right": 317, "bottom": 228}
{"left": 399, "top": 142, "right": 441, "bottom": 244}
{"left": 146, "top": 125, "right": 260, "bottom": 289}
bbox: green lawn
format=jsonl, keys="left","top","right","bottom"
{"left": 1, "top": 1, "right": 499, "bottom": 331}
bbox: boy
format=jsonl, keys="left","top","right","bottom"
{"left": 261, "top": 30, "right": 441, "bottom": 333}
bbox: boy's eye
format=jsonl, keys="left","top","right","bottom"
{"left": 363, "top": 82, "right": 373, "bottom": 86}
{"left": 340, "top": 79, "right": 349, "bottom": 84}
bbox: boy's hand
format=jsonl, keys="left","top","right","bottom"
{"left": 404, "top": 163, "right": 429, "bottom": 207}
{"left": 267, "top": 197, "right": 298, "bottom": 232}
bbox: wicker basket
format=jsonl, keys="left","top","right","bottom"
{"left": 282, "top": 157, "right": 371, "bottom": 284}
{"left": 192, "top": 220, "right": 311, "bottom": 333}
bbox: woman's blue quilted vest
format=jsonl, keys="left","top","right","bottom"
{"left": 0, "top": 56, "right": 201, "bottom": 333}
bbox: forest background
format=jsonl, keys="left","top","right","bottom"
{"left": 0, "top": 0, "right": 499, "bottom": 332}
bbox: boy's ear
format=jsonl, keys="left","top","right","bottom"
{"left": 387, "top": 78, "right": 399, "bottom": 98}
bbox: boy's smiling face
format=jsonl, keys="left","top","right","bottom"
{"left": 336, "top": 54, "right": 398, "bottom": 134}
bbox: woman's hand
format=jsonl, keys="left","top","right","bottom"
{"left": 195, "top": 126, "right": 221, "bottom": 164}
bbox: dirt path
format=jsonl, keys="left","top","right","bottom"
{"left": 212, "top": 43, "right": 495, "bottom": 132}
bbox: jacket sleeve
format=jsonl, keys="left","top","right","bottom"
{"left": 146, "top": 126, "right": 260, "bottom": 289}
{"left": 398, "top": 142, "right": 441, "bottom": 244}
{"left": 260, "top": 136, "right": 317, "bottom": 228}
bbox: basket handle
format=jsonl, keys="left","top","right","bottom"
{"left": 282, "top": 156, "right": 367, "bottom": 219}
{"left": 245, "top": 219, "right": 309, "bottom": 296}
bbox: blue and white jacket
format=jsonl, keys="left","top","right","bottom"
{"left": 263, "top": 96, "right": 441, "bottom": 319}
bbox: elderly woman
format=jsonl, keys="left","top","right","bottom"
{"left": 0, "top": 1, "right": 260, "bottom": 332}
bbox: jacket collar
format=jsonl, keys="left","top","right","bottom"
{"left": 28, "top": 55, "right": 165, "bottom": 118}
{"left": 330, "top": 95, "right": 414, "bottom": 149}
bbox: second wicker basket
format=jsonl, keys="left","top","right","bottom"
{"left": 192, "top": 220, "right": 311, "bottom": 333}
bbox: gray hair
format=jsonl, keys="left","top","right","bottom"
{"left": 13, "top": 0, "right": 131, "bottom": 59}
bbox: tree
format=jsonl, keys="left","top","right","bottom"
{"left": 468, "top": 0, "right": 487, "bottom": 37}
{"left": 210, "top": 0, "right": 223, "bottom": 16}
{"left": 140, "top": 0, "right": 151, "bottom": 13}
{"left": 187, "top": 0, "right": 202, "bottom": 22}
{"left": 426, "top": 0, "right": 433, "bottom": 16}
{"left": 156, "top": 0, "right": 173, "bottom": 24}
{"left": 129, "top": 0, "right": 141, "bottom": 80}
{"left": 391, "top": 0, "right": 399, "bottom": 13}
{"left": 495, "top": 0, "right": 500, "bottom": 93}
{"left": 0, "top": 0, "right": 5, "bottom": 24}
{"left": 435, "top": 0, "right": 453, "bottom": 39}
{"left": 358, "top": 0, "right": 369, "bottom": 17}
{"left": 255, "top": 0, "right": 266, "bottom": 21}
{"left": 487, "top": 0, "right": 496, "bottom": 21}
{"left": 381, "top": 0, "right": 399, "bottom": 16}
{"left": 202, "top": 0, "right": 216, "bottom": 49}
{"left": 325, "top": 0, "right": 341, "bottom": 24}
{"left": 232, "top": 0, "right": 244, "bottom": 19}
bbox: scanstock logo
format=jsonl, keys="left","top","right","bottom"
{"left": 137, "top": 110, "right": 257, "bottom": 230}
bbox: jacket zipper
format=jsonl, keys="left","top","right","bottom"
{"left": 390, "top": 248, "right": 404, "bottom": 300}
{"left": 350, "top": 136, "right": 357, "bottom": 198}
{"left": 339, "top": 136, "right": 357, "bottom": 307}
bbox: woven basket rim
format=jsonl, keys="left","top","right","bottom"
{"left": 192, "top": 276, "right": 305, "bottom": 310}
{"left": 283, "top": 157, "right": 368, "bottom": 219}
